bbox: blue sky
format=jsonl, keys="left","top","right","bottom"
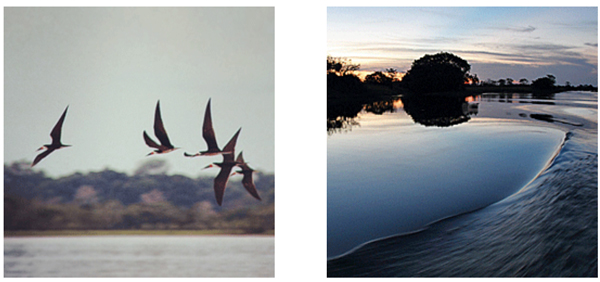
{"left": 328, "top": 7, "right": 598, "bottom": 86}
{"left": 4, "top": 7, "right": 274, "bottom": 178}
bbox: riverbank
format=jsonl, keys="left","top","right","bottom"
{"left": 4, "top": 229, "right": 274, "bottom": 237}
{"left": 331, "top": 82, "right": 597, "bottom": 103}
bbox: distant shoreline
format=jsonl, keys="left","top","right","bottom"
{"left": 329, "top": 84, "right": 597, "bottom": 104}
{"left": 4, "top": 229, "right": 275, "bottom": 237}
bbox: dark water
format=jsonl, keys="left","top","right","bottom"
{"left": 327, "top": 91, "right": 597, "bottom": 277}
{"left": 4, "top": 235, "right": 274, "bottom": 277}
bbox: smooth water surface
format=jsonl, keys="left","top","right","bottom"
{"left": 327, "top": 91, "right": 597, "bottom": 276}
{"left": 328, "top": 121, "right": 564, "bottom": 258}
{"left": 4, "top": 235, "right": 274, "bottom": 277}
{"left": 328, "top": 91, "right": 595, "bottom": 259}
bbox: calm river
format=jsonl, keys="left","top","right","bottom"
{"left": 328, "top": 91, "right": 597, "bottom": 276}
{"left": 4, "top": 235, "right": 274, "bottom": 277}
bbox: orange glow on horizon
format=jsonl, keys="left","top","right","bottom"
{"left": 393, "top": 99, "right": 404, "bottom": 109}
{"left": 352, "top": 70, "right": 406, "bottom": 81}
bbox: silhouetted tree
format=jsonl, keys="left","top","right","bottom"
{"left": 402, "top": 52, "right": 472, "bottom": 93}
{"left": 385, "top": 68, "right": 400, "bottom": 82}
{"left": 327, "top": 56, "right": 366, "bottom": 100}
{"left": 327, "top": 72, "right": 365, "bottom": 100}
{"left": 364, "top": 71, "right": 393, "bottom": 86}
{"left": 519, "top": 78, "right": 529, "bottom": 85}
{"left": 531, "top": 74, "right": 556, "bottom": 91}
{"left": 466, "top": 73, "right": 479, "bottom": 85}
{"left": 327, "top": 56, "right": 360, "bottom": 76}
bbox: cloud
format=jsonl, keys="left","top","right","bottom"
{"left": 585, "top": 42, "right": 598, "bottom": 47}
{"left": 486, "top": 25, "right": 536, "bottom": 33}
{"left": 514, "top": 25, "right": 536, "bottom": 32}
{"left": 513, "top": 43, "right": 573, "bottom": 51}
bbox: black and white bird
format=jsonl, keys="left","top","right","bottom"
{"left": 32, "top": 106, "right": 71, "bottom": 167}
{"left": 203, "top": 128, "right": 242, "bottom": 206}
{"left": 232, "top": 151, "right": 261, "bottom": 201}
{"left": 143, "top": 100, "right": 179, "bottom": 155}
{"left": 184, "top": 98, "right": 232, "bottom": 157}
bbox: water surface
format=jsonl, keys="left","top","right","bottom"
{"left": 327, "top": 91, "right": 597, "bottom": 276}
{"left": 4, "top": 235, "right": 274, "bottom": 277}
{"left": 328, "top": 104, "right": 564, "bottom": 257}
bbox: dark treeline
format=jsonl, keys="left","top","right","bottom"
{"left": 327, "top": 53, "right": 597, "bottom": 133}
{"left": 473, "top": 74, "right": 598, "bottom": 94}
{"left": 327, "top": 53, "right": 598, "bottom": 102}
{"left": 4, "top": 160, "right": 274, "bottom": 233}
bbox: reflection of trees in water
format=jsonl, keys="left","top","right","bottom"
{"left": 327, "top": 94, "right": 481, "bottom": 132}
{"left": 327, "top": 116, "right": 360, "bottom": 134}
{"left": 480, "top": 93, "right": 556, "bottom": 105}
{"left": 364, "top": 99, "right": 397, "bottom": 115}
{"left": 529, "top": 113, "right": 583, "bottom": 126}
{"left": 401, "top": 95, "right": 477, "bottom": 127}
{"left": 327, "top": 99, "right": 364, "bottom": 134}
{"left": 327, "top": 97, "right": 400, "bottom": 134}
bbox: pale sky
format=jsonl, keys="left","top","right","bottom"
{"left": 5, "top": 7, "right": 274, "bottom": 178}
{"left": 328, "top": 7, "right": 598, "bottom": 86}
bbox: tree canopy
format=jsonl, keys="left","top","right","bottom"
{"left": 364, "top": 71, "right": 393, "bottom": 86}
{"left": 402, "top": 52, "right": 472, "bottom": 94}
{"left": 4, "top": 161, "right": 274, "bottom": 233}
{"left": 531, "top": 74, "right": 556, "bottom": 91}
{"left": 327, "top": 56, "right": 365, "bottom": 100}
{"left": 327, "top": 56, "right": 360, "bottom": 76}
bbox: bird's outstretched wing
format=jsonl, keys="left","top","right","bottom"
{"left": 213, "top": 164, "right": 235, "bottom": 206}
{"left": 222, "top": 128, "right": 241, "bottom": 162}
{"left": 32, "top": 148, "right": 55, "bottom": 167}
{"left": 235, "top": 152, "right": 261, "bottom": 200}
{"left": 153, "top": 101, "right": 174, "bottom": 148}
{"left": 202, "top": 99, "right": 221, "bottom": 152}
{"left": 50, "top": 106, "right": 69, "bottom": 146}
{"left": 241, "top": 171, "right": 261, "bottom": 201}
{"left": 143, "top": 131, "right": 161, "bottom": 149}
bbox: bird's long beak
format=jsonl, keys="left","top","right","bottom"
{"left": 36, "top": 146, "right": 46, "bottom": 152}
{"left": 202, "top": 164, "right": 214, "bottom": 170}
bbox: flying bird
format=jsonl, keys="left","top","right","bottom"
{"left": 232, "top": 151, "right": 261, "bottom": 201}
{"left": 184, "top": 98, "right": 231, "bottom": 157}
{"left": 203, "top": 128, "right": 242, "bottom": 206}
{"left": 32, "top": 106, "right": 71, "bottom": 167}
{"left": 144, "top": 100, "right": 178, "bottom": 155}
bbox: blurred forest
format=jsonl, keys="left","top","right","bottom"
{"left": 4, "top": 159, "right": 274, "bottom": 234}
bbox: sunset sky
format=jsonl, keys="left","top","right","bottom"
{"left": 328, "top": 7, "right": 598, "bottom": 86}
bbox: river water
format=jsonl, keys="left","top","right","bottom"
{"left": 4, "top": 235, "right": 274, "bottom": 277}
{"left": 327, "top": 91, "right": 597, "bottom": 277}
